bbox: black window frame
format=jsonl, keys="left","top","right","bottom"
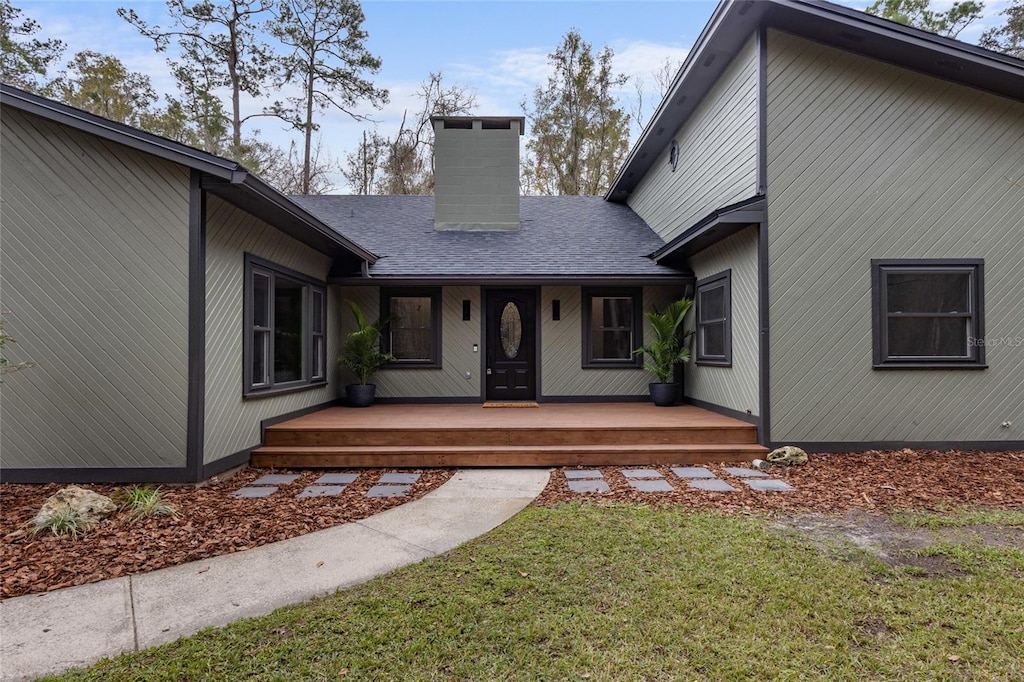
{"left": 695, "top": 270, "right": 732, "bottom": 367}
{"left": 381, "top": 287, "right": 443, "bottom": 369}
{"left": 243, "top": 254, "right": 328, "bottom": 398}
{"left": 582, "top": 287, "right": 643, "bottom": 369}
{"left": 871, "top": 258, "right": 986, "bottom": 369}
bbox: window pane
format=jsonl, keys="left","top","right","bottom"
{"left": 886, "top": 272, "right": 970, "bottom": 313}
{"left": 888, "top": 317, "right": 969, "bottom": 358}
{"left": 311, "top": 290, "right": 324, "bottom": 334}
{"left": 253, "top": 273, "right": 270, "bottom": 328}
{"left": 252, "top": 330, "right": 269, "bottom": 385}
{"left": 702, "top": 321, "right": 726, "bottom": 357}
{"left": 500, "top": 302, "right": 522, "bottom": 360}
{"left": 592, "top": 329, "right": 632, "bottom": 360}
{"left": 594, "top": 297, "right": 632, "bottom": 329}
{"left": 274, "top": 279, "right": 305, "bottom": 382}
{"left": 699, "top": 285, "right": 725, "bottom": 321}
{"left": 390, "top": 296, "right": 432, "bottom": 361}
{"left": 312, "top": 335, "right": 325, "bottom": 380}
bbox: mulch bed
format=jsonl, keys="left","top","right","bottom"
{"left": 0, "top": 467, "right": 452, "bottom": 600}
{"left": 535, "top": 449, "right": 1024, "bottom": 514}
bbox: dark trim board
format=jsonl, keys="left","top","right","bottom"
{"left": 684, "top": 397, "right": 759, "bottom": 425}
{"left": 780, "top": 441, "right": 1024, "bottom": 454}
{"left": 540, "top": 395, "right": 649, "bottom": 403}
{"left": 186, "top": 170, "right": 207, "bottom": 481}
{"left": 202, "top": 448, "right": 253, "bottom": 479}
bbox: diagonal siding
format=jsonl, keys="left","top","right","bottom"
{"left": 204, "top": 196, "right": 338, "bottom": 463}
{"left": 685, "top": 226, "right": 759, "bottom": 416}
{"left": 0, "top": 108, "right": 190, "bottom": 469}
{"left": 342, "top": 286, "right": 481, "bottom": 398}
{"left": 541, "top": 286, "right": 682, "bottom": 397}
{"left": 766, "top": 30, "right": 1024, "bottom": 443}
{"left": 628, "top": 36, "right": 759, "bottom": 242}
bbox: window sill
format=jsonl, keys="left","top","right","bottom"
{"left": 872, "top": 363, "right": 988, "bottom": 370}
{"left": 243, "top": 380, "right": 328, "bottom": 400}
{"left": 696, "top": 359, "right": 732, "bottom": 367}
{"left": 582, "top": 361, "right": 643, "bottom": 370}
{"left": 384, "top": 362, "right": 443, "bottom": 370}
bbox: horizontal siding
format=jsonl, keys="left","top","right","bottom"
{"left": 766, "top": 30, "right": 1024, "bottom": 443}
{"left": 541, "top": 286, "right": 683, "bottom": 397}
{"left": 628, "top": 36, "right": 759, "bottom": 242}
{"left": 685, "top": 226, "right": 759, "bottom": 416}
{"left": 0, "top": 108, "right": 190, "bottom": 469}
{"left": 343, "top": 286, "right": 482, "bottom": 399}
{"left": 203, "top": 196, "right": 338, "bottom": 463}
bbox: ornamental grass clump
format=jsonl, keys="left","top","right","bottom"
{"left": 32, "top": 507, "right": 87, "bottom": 538}
{"left": 116, "top": 486, "right": 177, "bottom": 521}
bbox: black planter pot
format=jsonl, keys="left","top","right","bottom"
{"left": 346, "top": 383, "right": 376, "bottom": 407}
{"left": 649, "top": 382, "right": 680, "bottom": 407}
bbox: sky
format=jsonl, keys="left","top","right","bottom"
{"left": 14, "top": 0, "right": 1013, "bottom": 192}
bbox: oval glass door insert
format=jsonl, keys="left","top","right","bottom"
{"left": 500, "top": 302, "right": 522, "bottom": 359}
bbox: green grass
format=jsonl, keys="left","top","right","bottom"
{"left": 890, "top": 507, "right": 1024, "bottom": 529}
{"left": 115, "top": 486, "right": 177, "bottom": 521}
{"left": 32, "top": 507, "right": 87, "bottom": 537}
{"left": 910, "top": 543, "right": 1024, "bottom": 575}
{"left": 47, "top": 505, "right": 1024, "bottom": 681}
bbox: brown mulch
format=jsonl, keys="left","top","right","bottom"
{"left": 535, "top": 449, "right": 1024, "bottom": 514}
{"left": 0, "top": 467, "right": 452, "bottom": 600}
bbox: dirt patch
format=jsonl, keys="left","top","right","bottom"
{"left": 774, "top": 510, "right": 1024, "bottom": 577}
{"left": 0, "top": 467, "right": 452, "bottom": 600}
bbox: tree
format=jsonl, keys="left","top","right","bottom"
{"left": 522, "top": 30, "right": 631, "bottom": 196}
{"left": 0, "top": 0, "right": 64, "bottom": 91}
{"left": 980, "top": 0, "right": 1024, "bottom": 58}
{"left": 269, "top": 0, "right": 388, "bottom": 195}
{"left": 632, "top": 56, "right": 682, "bottom": 134}
{"left": 119, "top": 0, "right": 278, "bottom": 149}
{"left": 342, "top": 130, "right": 387, "bottom": 194}
{"left": 46, "top": 51, "right": 157, "bottom": 126}
{"left": 866, "top": 0, "right": 984, "bottom": 38}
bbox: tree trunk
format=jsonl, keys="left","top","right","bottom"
{"left": 302, "top": 67, "right": 314, "bottom": 195}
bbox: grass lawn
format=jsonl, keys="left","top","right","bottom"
{"left": 48, "top": 504, "right": 1024, "bottom": 681}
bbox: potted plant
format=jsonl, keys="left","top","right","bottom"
{"left": 634, "top": 298, "right": 694, "bottom": 407}
{"left": 339, "top": 300, "right": 393, "bottom": 407}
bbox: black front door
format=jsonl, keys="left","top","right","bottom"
{"left": 485, "top": 289, "right": 537, "bottom": 401}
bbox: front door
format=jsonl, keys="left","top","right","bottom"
{"left": 485, "top": 289, "right": 537, "bottom": 401}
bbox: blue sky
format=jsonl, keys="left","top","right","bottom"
{"left": 16, "top": 0, "right": 1011, "bottom": 191}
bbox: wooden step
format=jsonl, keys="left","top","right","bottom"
{"left": 263, "top": 425, "right": 759, "bottom": 448}
{"left": 250, "top": 443, "right": 770, "bottom": 468}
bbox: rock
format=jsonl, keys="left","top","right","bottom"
{"left": 767, "top": 446, "right": 809, "bottom": 466}
{"left": 33, "top": 486, "right": 117, "bottom": 527}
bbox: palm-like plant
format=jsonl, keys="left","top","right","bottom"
{"left": 339, "top": 300, "right": 393, "bottom": 385}
{"left": 634, "top": 298, "right": 694, "bottom": 383}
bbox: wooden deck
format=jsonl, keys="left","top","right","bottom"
{"left": 250, "top": 403, "right": 767, "bottom": 468}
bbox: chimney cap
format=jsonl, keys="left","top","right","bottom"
{"left": 430, "top": 115, "right": 526, "bottom": 135}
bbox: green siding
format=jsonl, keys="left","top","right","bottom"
{"left": 203, "top": 196, "right": 338, "bottom": 463}
{"left": 685, "top": 226, "right": 759, "bottom": 416}
{"left": 766, "top": 30, "right": 1024, "bottom": 443}
{"left": 628, "top": 36, "right": 759, "bottom": 242}
{"left": 0, "top": 108, "right": 190, "bottom": 469}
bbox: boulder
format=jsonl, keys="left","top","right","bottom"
{"left": 33, "top": 486, "right": 117, "bottom": 527}
{"left": 766, "top": 445, "right": 809, "bottom": 466}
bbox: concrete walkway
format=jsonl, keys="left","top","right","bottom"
{"left": 0, "top": 468, "right": 550, "bottom": 682}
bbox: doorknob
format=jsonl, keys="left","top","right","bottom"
{"left": 486, "top": 368, "right": 493, "bottom": 375}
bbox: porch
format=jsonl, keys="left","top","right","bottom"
{"left": 250, "top": 403, "right": 767, "bottom": 468}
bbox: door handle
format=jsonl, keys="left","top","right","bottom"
{"left": 486, "top": 368, "right": 493, "bottom": 375}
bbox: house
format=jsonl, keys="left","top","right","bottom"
{"left": 2, "top": 0, "right": 1021, "bottom": 483}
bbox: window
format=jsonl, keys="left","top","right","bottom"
{"left": 381, "top": 288, "right": 441, "bottom": 367}
{"left": 244, "top": 254, "right": 327, "bottom": 396}
{"left": 871, "top": 259, "right": 985, "bottom": 368}
{"left": 582, "top": 288, "right": 642, "bottom": 368}
{"left": 695, "top": 270, "right": 732, "bottom": 366}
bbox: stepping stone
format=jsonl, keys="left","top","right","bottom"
{"left": 565, "top": 470, "right": 603, "bottom": 480}
{"left": 378, "top": 472, "right": 421, "bottom": 485}
{"left": 250, "top": 474, "right": 300, "bottom": 486}
{"left": 723, "top": 467, "right": 770, "bottom": 478}
{"left": 233, "top": 486, "right": 277, "bottom": 498}
{"left": 297, "top": 485, "right": 347, "bottom": 498}
{"left": 568, "top": 479, "right": 610, "bottom": 494}
{"left": 743, "top": 479, "right": 795, "bottom": 492}
{"left": 314, "top": 473, "right": 359, "bottom": 485}
{"left": 628, "top": 479, "right": 674, "bottom": 493}
{"left": 672, "top": 466, "right": 716, "bottom": 479}
{"left": 688, "top": 479, "right": 737, "bottom": 492}
{"left": 621, "top": 469, "right": 663, "bottom": 479}
{"left": 366, "top": 484, "right": 412, "bottom": 498}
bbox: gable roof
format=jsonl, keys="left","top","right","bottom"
{"left": 291, "top": 195, "right": 689, "bottom": 281}
{"left": 608, "top": 0, "right": 1024, "bottom": 202}
{"left": 0, "top": 83, "right": 376, "bottom": 270}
